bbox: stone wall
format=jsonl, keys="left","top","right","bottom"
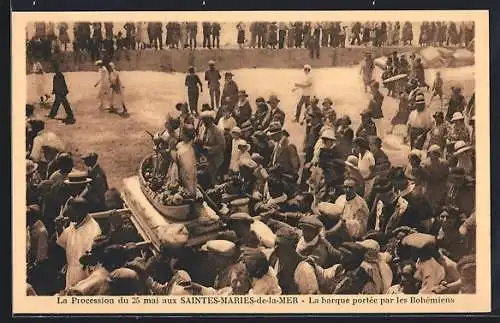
{"left": 29, "top": 47, "right": 429, "bottom": 73}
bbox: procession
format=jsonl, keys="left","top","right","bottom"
{"left": 25, "top": 20, "right": 477, "bottom": 297}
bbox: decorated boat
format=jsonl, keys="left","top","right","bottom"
{"left": 138, "top": 153, "right": 193, "bottom": 221}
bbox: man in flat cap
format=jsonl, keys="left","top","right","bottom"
{"left": 297, "top": 216, "right": 341, "bottom": 268}
{"left": 205, "top": 60, "right": 222, "bottom": 110}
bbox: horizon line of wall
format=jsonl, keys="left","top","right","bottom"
{"left": 28, "top": 46, "right": 473, "bottom": 74}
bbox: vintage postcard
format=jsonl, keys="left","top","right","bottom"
{"left": 13, "top": 10, "right": 490, "bottom": 314}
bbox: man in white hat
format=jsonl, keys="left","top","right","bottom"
{"left": 453, "top": 140, "right": 474, "bottom": 177}
{"left": 292, "top": 64, "right": 314, "bottom": 123}
{"left": 447, "top": 112, "right": 471, "bottom": 150}
{"left": 94, "top": 60, "right": 111, "bottom": 111}
{"left": 407, "top": 93, "right": 433, "bottom": 149}
{"left": 310, "top": 128, "right": 336, "bottom": 165}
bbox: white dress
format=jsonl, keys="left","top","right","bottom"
{"left": 97, "top": 67, "right": 111, "bottom": 108}
{"left": 32, "top": 61, "right": 45, "bottom": 100}
{"left": 57, "top": 216, "right": 102, "bottom": 289}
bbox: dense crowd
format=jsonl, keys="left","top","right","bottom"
{"left": 25, "top": 48, "right": 476, "bottom": 296}
{"left": 26, "top": 20, "right": 474, "bottom": 63}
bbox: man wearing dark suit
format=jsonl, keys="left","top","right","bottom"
{"left": 196, "top": 110, "right": 226, "bottom": 186}
{"left": 267, "top": 95, "right": 286, "bottom": 126}
{"left": 47, "top": 64, "right": 75, "bottom": 124}
{"left": 267, "top": 123, "right": 300, "bottom": 197}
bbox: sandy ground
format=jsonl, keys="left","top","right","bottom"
{"left": 27, "top": 65, "right": 474, "bottom": 190}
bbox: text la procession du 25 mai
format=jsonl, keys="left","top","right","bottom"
{"left": 57, "top": 295, "right": 455, "bottom": 306}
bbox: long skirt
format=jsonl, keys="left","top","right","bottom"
{"left": 237, "top": 30, "right": 245, "bottom": 44}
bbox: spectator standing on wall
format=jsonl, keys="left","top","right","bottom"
{"left": 212, "top": 22, "right": 221, "bottom": 49}
{"left": 278, "top": 22, "right": 287, "bottom": 49}
{"left": 90, "top": 23, "right": 103, "bottom": 62}
{"left": 236, "top": 22, "right": 246, "bottom": 49}
{"left": 202, "top": 22, "right": 212, "bottom": 49}
{"left": 188, "top": 22, "right": 198, "bottom": 49}
{"left": 268, "top": 22, "right": 278, "bottom": 49}
{"left": 135, "top": 22, "right": 146, "bottom": 50}
{"left": 249, "top": 22, "right": 257, "bottom": 48}
{"left": 287, "top": 23, "right": 296, "bottom": 49}
{"left": 308, "top": 23, "right": 321, "bottom": 59}
{"left": 351, "top": 21, "right": 362, "bottom": 46}
{"left": 58, "top": 22, "right": 70, "bottom": 51}
{"left": 124, "top": 22, "right": 136, "bottom": 50}
{"left": 180, "top": 22, "right": 188, "bottom": 49}
{"left": 294, "top": 21, "right": 304, "bottom": 48}
{"left": 152, "top": 22, "right": 163, "bottom": 50}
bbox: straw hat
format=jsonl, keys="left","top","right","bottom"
{"left": 453, "top": 141, "right": 473, "bottom": 156}
{"left": 64, "top": 170, "right": 92, "bottom": 185}
{"left": 321, "top": 129, "right": 336, "bottom": 141}
{"left": 451, "top": 112, "right": 465, "bottom": 122}
{"left": 345, "top": 155, "right": 359, "bottom": 169}
{"left": 200, "top": 240, "right": 236, "bottom": 257}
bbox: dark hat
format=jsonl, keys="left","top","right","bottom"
{"left": 298, "top": 216, "right": 324, "bottom": 231}
{"left": 225, "top": 72, "right": 234, "bottom": 77}
{"left": 64, "top": 170, "right": 92, "bottom": 185}
{"left": 338, "top": 242, "right": 367, "bottom": 259}
{"left": 433, "top": 111, "right": 444, "bottom": 119}
{"left": 373, "top": 177, "right": 394, "bottom": 194}
{"left": 353, "top": 136, "right": 369, "bottom": 149}
{"left": 68, "top": 196, "right": 89, "bottom": 214}
{"left": 188, "top": 66, "right": 195, "bottom": 72}
{"left": 266, "top": 121, "right": 284, "bottom": 137}
{"left": 253, "top": 130, "right": 267, "bottom": 139}
{"left": 275, "top": 226, "right": 300, "bottom": 247}
{"left": 360, "top": 109, "right": 372, "bottom": 117}
{"left": 200, "top": 240, "right": 237, "bottom": 257}
{"left": 311, "top": 96, "right": 320, "bottom": 104}
{"left": 371, "top": 81, "right": 380, "bottom": 89}
{"left": 255, "top": 97, "right": 265, "bottom": 103}
{"left": 81, "top": 152, "right": 98, "bottom": 161}
{"left": 362, "top": 230, "right": 386, "bottom": 244}
{"left": 267, "top": 95, "right": 280, "bottom": 103}
{"left": 238, "top": 90, "right": 248, "bottom": 97}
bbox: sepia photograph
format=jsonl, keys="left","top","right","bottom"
{"left": 13, "top": 10, "right": 490, "bottom": 314}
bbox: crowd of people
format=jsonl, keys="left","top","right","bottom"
{"left": 25, "top": 46, "right": 476, "bottom": 296}
{"left": 26, "top": 21, "right": 474, "bottom": 63}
